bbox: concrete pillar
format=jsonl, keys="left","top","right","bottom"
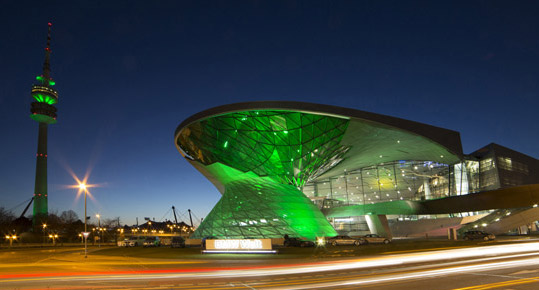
{"left": 365, "top": 214, "right": 392, "bottom": 239}
{"left": 423, "top": 181, "right": 431, "bottom": 200}
{"left": 519, "top": 225, "right": 528, "bottom": 235}
{"left": 447, "top": 228, "right": 457, "bottom": 240}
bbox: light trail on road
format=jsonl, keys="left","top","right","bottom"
{"left": 2, "top": 242, "right": 539, "bottom": 289}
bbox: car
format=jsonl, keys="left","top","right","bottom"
{"left": 119, "top": 236, "right": 145, "bottom": 247}
{"left": 283, "top": 237, "right": 315, "bottom": 247}
{"left": 170, "top": 236, "right": 186, "bottom": 248}
{"left": 362, "top": 234, "right": 391, "bottom": 244}
{"left": 142, "top": 236, "right": 161, "bottom": 247}
{"left": 327, "top": 235, "right": 365, "bottom": 246}
{"left": 462, "top": 230, "right": 495, "bottom": 241}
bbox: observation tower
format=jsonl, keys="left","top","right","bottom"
{"left": 30, "top": 23, "right": 59, "bottom": 225}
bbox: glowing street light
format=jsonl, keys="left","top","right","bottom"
{"left": 42, "top": 223, "right": 48, "bottom": 245}
{"left": 79, "top": 182, "right": 88, "bottom": 258}
{"left": 49, "top": 234, "right": 59, "bottom": 246}
{"left": 96, "top": 214, "right": 101, "bottom": 247}
{"left": 5, "top": 235, "right": 17, "bottom": 247}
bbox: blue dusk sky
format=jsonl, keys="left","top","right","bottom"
{"left": 1, "top": 1, "right": 538, "bottom": 226}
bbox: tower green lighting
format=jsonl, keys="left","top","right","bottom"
{"left": 31, "top": 22, "right": 59, "bottom": 225}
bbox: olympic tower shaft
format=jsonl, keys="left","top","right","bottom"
{"left": 31, "top": 23, "right": 59, "bottom": 225}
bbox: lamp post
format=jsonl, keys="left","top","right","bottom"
{"left": 42, "top": 223, "right": 47, "bottom": 245}
{"left": 79, "top": 183, "right": 88, "bottom": 258}
{"left": 49, "top": 234, "right": 58, "bottom": 246}
{"left": 5, "top": 235, "right": 17, "bottom": 247}
{"left": 96, "top": 214, "right": 101, "bottom": 247}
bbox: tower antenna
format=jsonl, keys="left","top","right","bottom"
{"left": 42, "top": 22, "right": 52, "bottom": 80}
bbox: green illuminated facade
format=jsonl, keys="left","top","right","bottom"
{"left": 176, "top": 102, "right": 539, "bottom": 239}
{"left": 30, "top": 23, "right": 59, "bottom": 224}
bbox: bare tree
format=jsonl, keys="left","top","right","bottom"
{"left": 0, "top": 207, "right": 15, "bottom": 231}
{"left": 60, "top": 210, "right": 79, "bottom": 224}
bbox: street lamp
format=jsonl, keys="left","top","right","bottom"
{"left": 96, "top": 214, "right": 101, "bottom": 247}
{"left": 79, "top": 182, "right": 88, "bottom": 258}
{"left": 5, "top": 235, "right": 17, "bottom": 247}
{"left": 49, "top": 234, "right": 59, "bottom": 246}
{"left": 42, "top": 223, "right": 47, "bottom": 245}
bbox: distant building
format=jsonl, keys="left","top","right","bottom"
{"left": 175, "top": 101, "right": 539, "bottom": 240}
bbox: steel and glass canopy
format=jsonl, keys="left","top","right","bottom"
{"left": 175, "top": 101, "right": 463, "bottom": 240}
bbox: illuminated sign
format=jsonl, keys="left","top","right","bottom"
{"left": 204, "top": 239, "right": 276, "bottom": 254}
{"left": 334, "top": 218, "right": 353, "bottom": 222}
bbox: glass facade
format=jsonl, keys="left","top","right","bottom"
{"left": 304, "top": 158, "right": 506, "bottom": 235}
{"left": 303, "top": 159, "right": 495, "bottom": 211}
{"left": 193, "top": 176, "right": 337, "bottom": 240}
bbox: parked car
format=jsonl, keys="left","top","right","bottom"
{"left": 462, "top": 230, "right": 496, "bottom": 241}
{"left": 283, "top": 237, "right": 315, "bottom": 247}
{"left": 143, "top": 236, "right": 161, "bottom": 247}
{"left": 170, "top": 236, "right": 186, "bottom": 248}
{"left": 119, "top": 236, "right": 145, "bottom": 247}
{"left": 362, "top": 234, "right": 391, "bottom": 244}
{"left": 327, "top": 235, "right": 365, "bottom": 246}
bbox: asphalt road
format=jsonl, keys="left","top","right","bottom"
{"left": 1, "top": 240, "right": 539, "bottom": 289}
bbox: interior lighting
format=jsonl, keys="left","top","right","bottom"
{"left": 533, "top": 204, "right": 538, "bottom": 208}
{"left": 481, "top": 223, "right": 487, "bottom": 227}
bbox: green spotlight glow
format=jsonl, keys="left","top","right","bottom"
{"left": 32, "top": 94, "right": 57, "bottom": 105}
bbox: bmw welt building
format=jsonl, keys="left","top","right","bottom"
{"left": 175, "top": 101, "right": 539, "bottom": 240}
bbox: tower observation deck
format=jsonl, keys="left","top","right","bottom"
{"left": 31, "top": 23, "right": 59, "bottom": 225}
